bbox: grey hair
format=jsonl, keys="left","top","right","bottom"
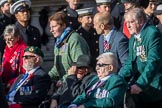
{"left": 96, "top": 52, "right": 118, "bottom": 68}
{"left": 124, "top": 8, "right": 146, "bottom": 23}
{"left": 3, "top": 24, "right": 20, "bottom": 38}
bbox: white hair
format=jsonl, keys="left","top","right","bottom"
{"left": 96, "top": 52, "right": 118, "bottom": 68}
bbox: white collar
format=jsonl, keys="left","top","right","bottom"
{"left": 27, "top": 66, "right": 40, "bottom": 75}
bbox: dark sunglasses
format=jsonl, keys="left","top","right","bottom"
{"left": 96, "top": 63, "right": 110, "bottom": 67}
{"left": 22, "top": 55, "right": 36, "bottom": 59}
{"left": 77, "top": 66, "right": 88, "bottom": 69}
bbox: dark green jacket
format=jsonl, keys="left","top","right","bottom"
{"left": 72, "top": 74, "right": 127, "bottom": 108}
{"left": 119, "top": 24, "right": 162, "bottom": 102}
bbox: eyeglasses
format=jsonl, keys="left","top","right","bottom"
{"left": 22, "top": 55, "right": 36, "bottom": 59}
{"left": 4, "top": 37, "right": 14, "bottom": 42}
{"left": 96, "top": 63, "right": 110, "bottom": 67}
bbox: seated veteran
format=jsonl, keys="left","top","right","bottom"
{"left": 50, "top": 55, "right": 96, "bottom": 108}
{"left": 69, "top": 52, "right": 127, "bottom": 108}
{"left": 6, "top": 46, "right": 51, "bottom": 108}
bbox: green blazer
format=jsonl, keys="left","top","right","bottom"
{"left": 119, "top": 23, "right": 162, "bottom": 102}
{"left": 72, "top": 74, "right": 127, "bottom": 108}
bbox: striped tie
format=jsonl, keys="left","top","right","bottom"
{"left": 104, "top": 40, "right": 110, "bottom": 52}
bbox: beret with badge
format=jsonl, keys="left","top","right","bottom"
{"left": 24, "top": 46, "right": 44, "bottom": 58}
{"left": 95, "top": 0, "right": 112, "bottom": 5}
{"left": 10, "top": 0, "right": 31, "bottom": 14}
{"left": 76, "top": 7, "right": 94, "bottom": 17}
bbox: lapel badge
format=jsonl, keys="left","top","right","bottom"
{"left": 29, "top": 47, "right": 34, "bottom": 52}
{"left": 22, "top": 2, "right": 27, "bottom": 7}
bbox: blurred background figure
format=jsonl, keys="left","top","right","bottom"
{"left": 1, "top": 24, "right": 27, "bottom": 93}
{"left": 76, "top": 7, "right": 99, "bottom": 70}
{"left": 143, "top": 0, "right": 159, "bottom": 26}
{"left": 10, "top": 0, "right": 41, "bottom": 48}
{"left": 95, "top": 0, "right": 124, "bottom": 30}
{"left": 60, "top": 0, "right": 81, "bottom": 30}
{"left": 154, "top": 3, "right": 162, "bottom": 33}
{"left": 0, "top": 0, "right": 16, "bottom": 62}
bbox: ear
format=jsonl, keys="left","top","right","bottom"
{"left": 62, "top": 23, "right": 66, "bottom": 29}
{"left": 100, "top": 23, "right": 105, "bottom": 30}
{"left": 97, "top": 6, "right": 101, "bottom": 12}
{"left": 108, "top": 65, "right": 113, "bottom": 72}
{"left": 35, "top": 56, "right": 40, "bottom": 64}
{"left": 78, "top": 17, "right": 82, "bottom": 23}
{"left": 15, "top": 14, "right": 19, "bottom": 20}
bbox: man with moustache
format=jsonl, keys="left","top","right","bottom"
{"left": 6, "top": 46, "right": 51, "bottom": 108}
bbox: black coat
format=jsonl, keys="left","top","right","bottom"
{"left": 15, "top": 22, "right": 41, "bottom": 48}
{"left": 62, "top": 6, "right": 80, "bottom": 30}
{"left": 51, "top": 72, "right": 96, "bottom": 106}
{"left": 0, "top": 77, "right": 8, "bottom": 108}
{"left": 76, "top": 26, "right": 99, "bottom": 69}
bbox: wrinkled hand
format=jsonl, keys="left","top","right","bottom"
{"left": 50, "top": 99, "right": 58, "bottom": 108}
{"left": 68, "top": 66, "right": 77, "bottom": 75}
{"left": 78, "top": 105, "right": 85, "bottom": 108}
{"left": 130, "top": 84, "right": 143, "bottom": 94}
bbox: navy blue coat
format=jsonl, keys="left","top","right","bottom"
{"left": 9, "top": 67, "right": 51, "bottom": 108}
{"left": 99, "top": 29, "right": 128, "bottom": 69}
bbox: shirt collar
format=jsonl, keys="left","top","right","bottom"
{"left": 27, "top": 66, "right": 40, "bottom": 75}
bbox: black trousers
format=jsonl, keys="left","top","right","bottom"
{"left": 133, "top": 95, "right": 162, "bottom": 108}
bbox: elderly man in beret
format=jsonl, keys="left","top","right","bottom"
{"left": 154, "top": 4, "right": 162, "bottom": 33}
{"left": 6, "top": 46, "right": 51, "bottom": 108}
{"left": 10, "top": 0, "right": 41, "bottom": 48}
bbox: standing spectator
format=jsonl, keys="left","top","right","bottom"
{"left": 76, "top": 7, "right": 99, "bottom": 70}
{"left": 93, "top": 12, "right": 128, "bottom": 70}
{"left": 10, "top": 0, "right": 41, "bottom": 48}
{"left": 48, "top": 12, "right": 90, "bottom": 86}
{"left": 154, "top": 4, "right": 162, "bottom": 33}
{"left": 0, "top": 0, "right": 16, "bottom": 61}
{"left": 50, "top": 55, "right": 96, "bottom": 108}
{"left": 119, "top": 8, "right": 162, "bottom": 108}
{"left": 69, "top": 52, "right": 127, "bottom": 108}
{"left": 1, "top": 25, "right": 27, "bottom": 93}
{"left": 6, "top": 46, "right": 51, "bottom": 108}
{"left": 60, "top": 0, "right": 81, "bottom": 30}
